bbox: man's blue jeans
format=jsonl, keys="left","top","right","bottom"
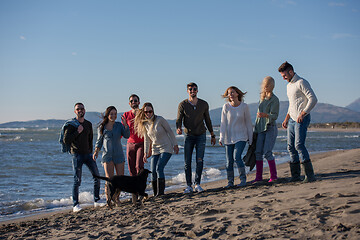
{"left": 184, "top": 134, "right": 206, "bottom": 186}
{"left": 255, "top": 124, "right": 278, "bottom": 161}
{"left": 72, "top": 153, "right": 100, "bottom": 206}
{"left": 151, "top": 152, "right": 172, "bottom": 180}
{"left": 287, "top": 114, "right": 311, "bottom": 164}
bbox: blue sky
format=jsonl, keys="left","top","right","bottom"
{"left": 0, "top": 0, "right": 359, "bottom": 124}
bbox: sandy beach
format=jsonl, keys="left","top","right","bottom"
{"left": 1, "top": 148, "right": 360, "bottom": 239}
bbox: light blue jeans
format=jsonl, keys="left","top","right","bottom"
{"left": 287, "top": 114, "right": 311, "bottom": 164}
{"left": 72, "top": 153, "right": 100, "bottom": 206}
{"left": 184, "top": 134, "right": 206, "bottom": 186}
{"left": 225, "top": 141, "right": 246, "bottom": 170}
{"left": 255, "top": 124, "right": 278, "bottom": 161}
{"left": 151, "top": 152, "right": 172, "bottom": 180}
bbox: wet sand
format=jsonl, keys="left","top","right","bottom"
{"left": 1, "top": 149, "right": 360, "bottom": 239}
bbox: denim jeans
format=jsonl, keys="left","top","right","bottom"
{"left": 225, "top": 141, "right": 246, "bottom": 171}
{"left": 287, "top": 114, "right": 311, "bottom": 164}
{"left": 255, "top": 124, "right": 278, "bottom": 161}
{"left": 184, "top": 134, "right": 206, "bottom": 186}
{"left": 151, "top": 152, "right": 172, "bottom": 180}
{"left": 72, "top": 153, "right": 100, "bottom": 206}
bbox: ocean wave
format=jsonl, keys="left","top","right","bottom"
{"left": 170, "top": 167, "right": 223, "bottom": 185}
{"left": 0, "top": 135, "right": 22, "bottom": 142}
{"left": 344, "top": 134, "right": 360, "bottom": 138}
{"left": 0, "top": 192, "right": 96, "bottom": 219}
{"left": 0, "top": 128, "right": 27, "bottom": 131}
{"left": 306, "top": 134, "right": 360, "bottom": 139}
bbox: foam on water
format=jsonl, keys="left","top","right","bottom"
{"left": 170, "top": 167, "right": 222, "bottom": 184}
{"left": 1, "top": 128, "right": 359, "bottom": 222}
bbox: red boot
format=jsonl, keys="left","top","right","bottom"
{"left": 267, "top": 159, "right": 278, "bottom": 183}
{"left": 251, "top": 160, "right": 263, "bottom": 183}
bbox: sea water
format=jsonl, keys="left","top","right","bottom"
{"left": 0, "top": 127, "right": 359, "bottom": 222}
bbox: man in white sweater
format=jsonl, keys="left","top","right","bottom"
{"left": 279, "top": 61, "right": 318, "bottom": 183}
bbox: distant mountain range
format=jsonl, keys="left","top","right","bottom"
{"left": 346, "top": 97, "right": 360, "bottom": 113}
{"left": 207, "top": 101, "right": 360, "bottom": 126}
{"left": 0, "top": 100, "right": 359, "bottom": 129}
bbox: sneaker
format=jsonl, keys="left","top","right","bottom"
{"left": 94, "top": 199, "right": 106, "bottom": 207}
{"left": 237, "top": 181, "right": 247, "bottom": 187}
{"left": 184, "top": 186, "right": 193, "bottom": 194}
{"left": 224, "top": 183, "right": 234, "bottom": 189}
{"left": 194, "top": 184, "right": 204, "bottom": 193}
{"left": 73, "top": 204, "right": 82, "bottom": 212}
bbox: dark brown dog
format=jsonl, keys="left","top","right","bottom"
{"left": 93, "top": 169, "right": 151, "bottom": 208}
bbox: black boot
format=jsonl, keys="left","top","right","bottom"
{"left": 302, "top": 161, "right": 316, "bottom": 183}
{"left": 152, "top": 180, "right": 158, "bottom": 197}
{"left": 289, "top": 162, "right": 301, "bottom": 182}
{"left": 156, "top": 178, "right": 166, "bottom": 197}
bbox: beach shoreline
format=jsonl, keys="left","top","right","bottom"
{"left": 1, "top": 148, "right": 360, "bottom": 239}
{"left": 284, "top": 127, "right": 360, "bottom": 133}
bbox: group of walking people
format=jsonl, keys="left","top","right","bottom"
{"left": 61, "top": 61, "right": 318, "bottom": 213}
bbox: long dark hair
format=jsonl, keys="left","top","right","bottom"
{"left": 99, "top": 106, "right": 117, "bottom": 135}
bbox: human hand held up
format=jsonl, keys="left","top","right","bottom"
{"left": 121, "top": 115, "right": 128, "bottom": 128}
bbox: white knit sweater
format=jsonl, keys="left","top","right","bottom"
{"left": 287, "top": 73, "right": 317, "bottom": 120}
{"left": 144, "top": 116, "right": 178, "bottom": 155}
{"left": 219, "top": 102, "right": 253, "bottom": 145}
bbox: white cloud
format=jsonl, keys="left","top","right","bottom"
{"left": 286, "top": 0, "right": 297, "bottom": 6}
{"left": 71, "top": 52, "right": 77, "bottom": 56}
{"left": 332, "top": 33, "right": 353, "bottom": 39}
{"left": 271, "top": 0, "right": 297, "bottom": 7}
{"left": 328, "top": 2, "right": 345, "bottom": 7}
{"left": 20, "top": 35, "right": 26, "bottom": 40}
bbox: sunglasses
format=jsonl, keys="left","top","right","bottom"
{"left": 130, "top": 99, "right": 139, "bottom": 103}
{"left": 188, "top": 87, "right": 197, "bottom": 91}
{"left": 144, "top": 110, "right": 153, "bottom": 114}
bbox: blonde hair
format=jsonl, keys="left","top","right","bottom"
{"left": 221, "top": 86, "right": 246, "bottom": 102}
{"left": 260, "top": 76, "right": 275, "bottom": 101}
{"left": 134, "top": 102, "right": 155, "bottom": 138}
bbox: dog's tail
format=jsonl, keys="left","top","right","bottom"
{"left": 92, "top": 174, "right": 111, "bottom": 182}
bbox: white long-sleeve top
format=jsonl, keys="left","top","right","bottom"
{"left": 219, "top": 102, "right": 253, "bottom": 145}
{"left": 144, "top": 116, "right": 178, "bottom": 155}
{"left": 287, "top": 73, "right": 318, "bottom": 121}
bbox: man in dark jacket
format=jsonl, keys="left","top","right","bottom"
{"left": 63, "top": 103, "right": 104, "bottom": 212}
{"left": 176, "top": 83, "right": 216, "bottom": 194}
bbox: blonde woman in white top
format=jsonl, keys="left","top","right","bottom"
{"left": 219, "top": 86, "right": 253, "bottom": 188}
{"left": 134, "top": 102, "right": 179, "bottom": 196}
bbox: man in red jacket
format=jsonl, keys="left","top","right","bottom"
{"left": 123, "top": 94, "right": 145, "bottom": 176}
